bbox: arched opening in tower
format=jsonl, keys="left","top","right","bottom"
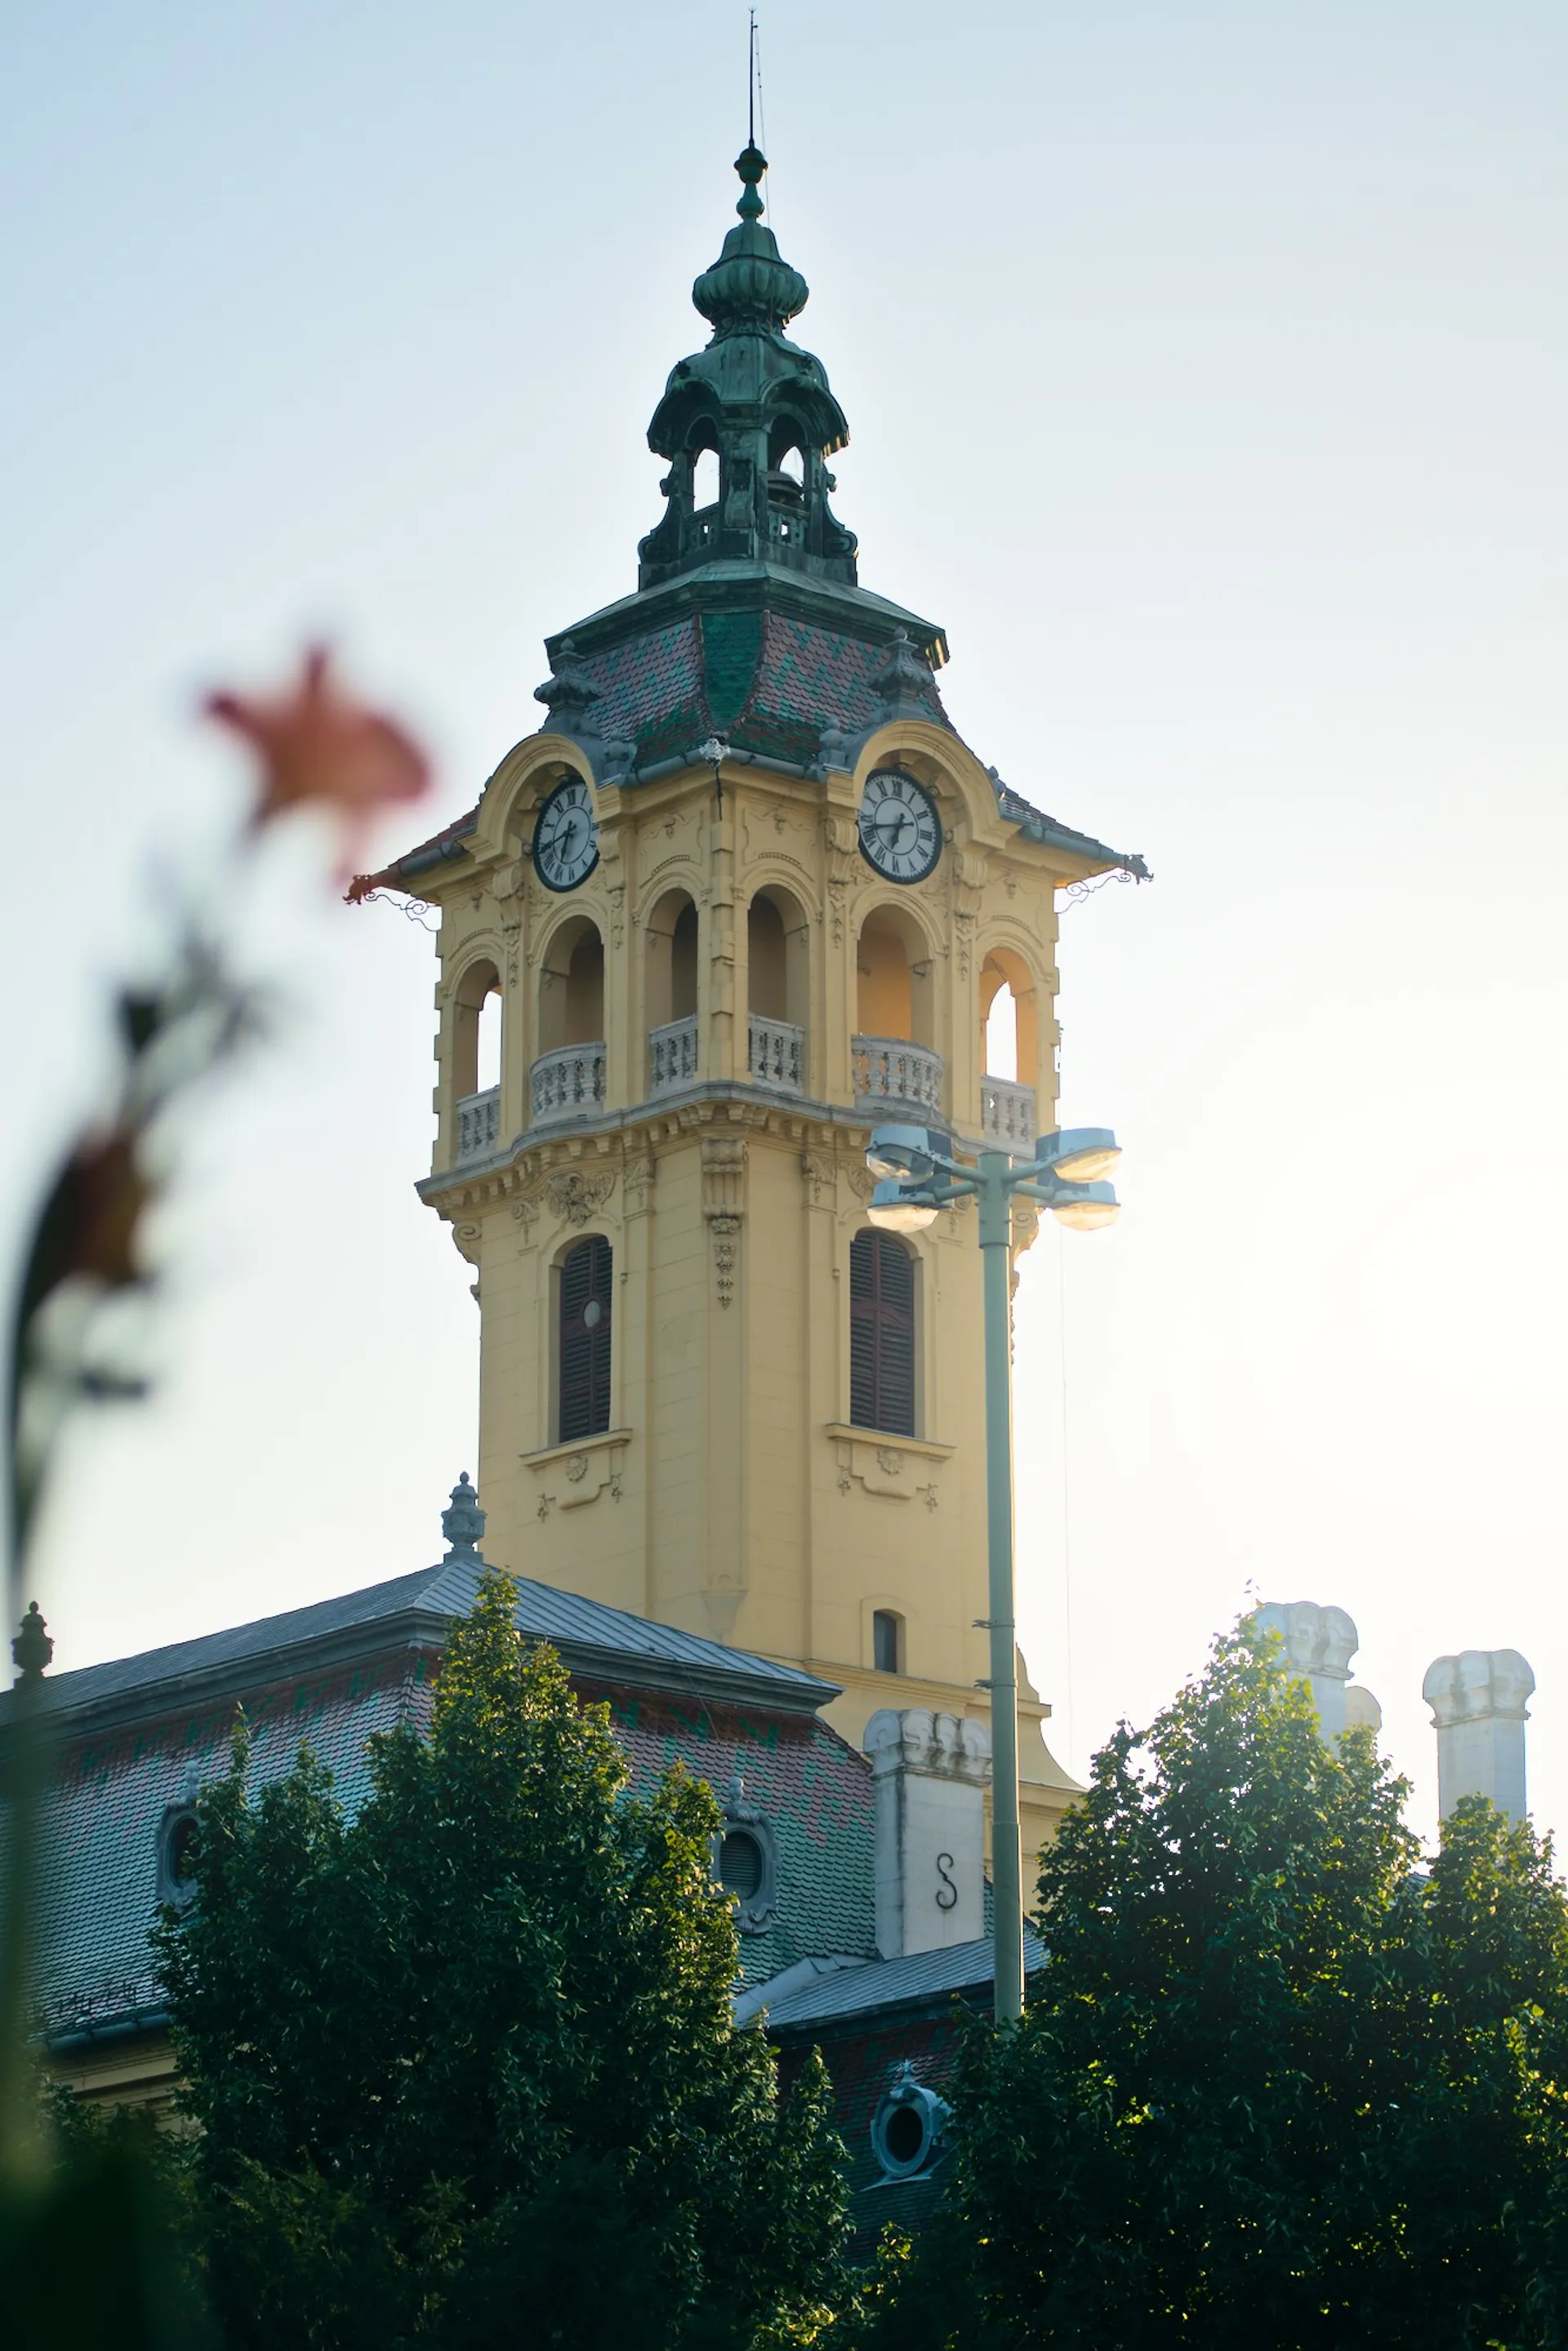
{"left": 856, "top": 906, "right": 933, "bottom": 1046}
{"left": 539, "top": 918, "right": 606, "bottom": 1053}
{"left": 979, "top": 949, "right": 1038, "bottom": 1089}
{"left": 646, "top": 890, "right": 699, "bottom": 1028}
{"left": 453, "top": 958, "right": 502, "bottom": 1098}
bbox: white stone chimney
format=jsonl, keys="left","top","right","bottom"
{"left": 1254, "top": 1600, "right": 1370, "bottom": 1739}
{"left": 1422, "top": 1649, "right": 1535, "bottom": 1823}
{"left": 864, "top": 1708, "right": 991, "bottom": 1960}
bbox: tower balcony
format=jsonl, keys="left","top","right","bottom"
{"left": 530, "top": 1042, "right": 608, "bottom": 1129}
{"left": 980, "top": 1075, "right": 1036, "bottom": 1153}
{"left": 648, "top": 1015, "right": 699, "bottom": 1098}
{"left": 852, "top": 1036, "right": 943, "bottom": 1123}
{"left": 748, "top": 1013, "right": 804, "bottom": 1096}
{"left": 456, "top": 1085, "right": 501, "bottom": 1162}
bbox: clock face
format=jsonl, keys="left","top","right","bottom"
{"left": 858, "top": 768, "right": 942, "bottom": 884}
{"left": 532, "top": 776, "right": 599, "bottom": 893}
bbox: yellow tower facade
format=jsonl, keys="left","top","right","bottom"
{"left": 366, "top": 148, "right": 1144, "bottom": 1856}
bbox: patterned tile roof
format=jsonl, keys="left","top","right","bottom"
{"left": 10, "top": 1563, "right": 858, "bottom": 2045}
{"left": 585, "top": 1682, "right": 876, "bottom": 1988}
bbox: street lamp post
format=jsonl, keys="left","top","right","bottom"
{"left": 865, "top": 1121, "right": 1122, "bottom": 2024}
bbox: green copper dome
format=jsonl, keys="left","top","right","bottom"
{"left": 691, "top": 142, "right": 809, "bottom": 334}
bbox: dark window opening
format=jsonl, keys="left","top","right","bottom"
{"left": 559, "top": 1235, "right": 612, "bottom": 1441}
{"left": 873, "top": 1610, "right": 902, "bottom": 1675}
{"left": 884, "top": 2105, "right": 926, "bottom": 2167}
{"left": 850, "top": 1230, "right": 915, "bottom": 1436}
{"left": 719, "top": 1829, "right": 764, "bottom": 1902}
{"left": 158, "top": 1806, "right": 201, "bottom": 1907}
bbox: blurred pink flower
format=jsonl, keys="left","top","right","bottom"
{"left": 204, "top": 644, "right": 430, "bottom": 875}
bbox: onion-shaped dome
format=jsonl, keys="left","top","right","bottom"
{"left": 691, "top": 145, "right": 808, "bottom": 336}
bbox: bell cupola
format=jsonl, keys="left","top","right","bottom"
{"left": 638, "top": 145, "right": 858, "bottom": 590}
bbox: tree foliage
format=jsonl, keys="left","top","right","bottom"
{"left": 863, "top": 1625, "right": 1568, "bottom": 2350}
{"left": 156, "top": 1570, "right": 847, "bottom": 2349}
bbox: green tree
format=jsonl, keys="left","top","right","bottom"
{"left": 866, "top": 1625, "right": 1568, "bottom": 2351}
{"left": 155, "top": 1570, "right": 847, "bottom": 2350}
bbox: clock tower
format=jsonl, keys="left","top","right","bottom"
{"left": 363, "top": 146, "right": 1145, "bottom": 1855}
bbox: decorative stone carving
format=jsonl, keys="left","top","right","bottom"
{"left": 800, "top": 1151, "right": 836, "bottom": 1208}
{"left": 701, "top": 1136, "right": 746, "bottom": 1307}
{"left": 546, "top": 1169, "right": 617, "bottom": 1227}
{"left": 846, "top": 1163, "right": 875, "bottom": 1200}
{"left": 523, "top": 1429, "right": 629, "bottom": 1514}
{"left": 622, "top": 1154, "right": 656, "bottom": 1215}
{"left": 831, "top": 1427, "right": 953, "bottom": 1502}
{"left": 710, "top": 1214, "right": 741, "bottom": 1307}
{"left": 823, "top": 812, "right": 861, "bottom": 945}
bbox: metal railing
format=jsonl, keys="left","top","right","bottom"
{"left": 530, "top": 1042, "right": 607, "bottom": 1127}
{"left": 748, "top": 1014, "right": 804, "bottom": 1096}
{"left": 852, "top": 1035, "right": 943, "bottom": 1120}
{"left": 648, "top": 1014, "right": 699, "bottom": 1097}
{"left": 456, "top": 1085, "right": 501, "bottom": 1160}
{"left": 981, "top": 1075, "right": 1037, "bottom": 1152}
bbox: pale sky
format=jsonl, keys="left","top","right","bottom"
{"left": 4, "top": 2, "right": 1565, "bottom": 1849}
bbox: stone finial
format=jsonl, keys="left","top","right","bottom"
{"left": 1254, "top": 1599, "right": 1361, "bottom": 1739}
{"left": 865, "top": 1708, "right": 991, "bottom": 1961}
{"left": 11, "top": 1601, "right": 53, "bottom": 1683}
{"left": 533, "top": 639, "right": 604, "bottom": 733}
{"left": 440, "top": 1472, "right": 487, "bottom": 1564}
{"left": 1423, "top": 1649, "right": 1535, "bottom": 1822}
{"left": 869, "top": 630, "right": 938, "bottom": 717}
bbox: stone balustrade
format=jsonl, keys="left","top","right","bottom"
{"left": 748, "top": 1014, "right": 804, "bottom": 1096}
{"left": 530, "top": 1042, "right": 607, "bottom": 1128}
{"left": 648, "top": 1014, "right": 699, "bottom": 1098}
{"left": 852, "top": 1035, "right": 943, "bottom": 1121}
{"left": 981, "top": 1075, "right": 1036, "bottom": 1151}
{"left": 456, "top": 1086, "right": 501, "bottom": 1161}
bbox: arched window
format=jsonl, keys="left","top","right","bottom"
{"left": 538, "top": 918, "right": 605, "bottom": 1053}
{"left": 872, "top": 1609, "right": 903, "bottom": 1675}
{"left": 747, "top": 893, "right": 788, "bottom": 1020}
{"left": 692, "top": 447, "right": 719, "bottom": 511}
{"left": 855, "top": 905, "right": 933, "bottom": 1045}
{"left": 979, "top": 949, "right": 1038, "bottom": 1089}
{"left": 559, "top": 1235, "right": 612, "bottom": 1441}
{"left": 453, "top": 959, "right": 502, "bottom": 1096}
{"left": 850, "top": 1230, "right": 915, "bottom": 1436}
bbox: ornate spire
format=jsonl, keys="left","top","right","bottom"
{"left": 11, "top": 1601, "right": 53, "bottom": 1683}
{"left": 440, "top": 1472, "right": 487, "bottom": 1564}
{"left": 638, "top": 148, "right": 858, "bottom": 592}
{"left": 690, "top": 146, "right": 809, "bottom": 337}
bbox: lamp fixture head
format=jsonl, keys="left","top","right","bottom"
{"left": 1051, "top": 1182, "right": 1120, "bottom": 1231}
{"left": 1037, "top": 1126, "right": 1120, "bottom": 1185}
{"left": 866, "top": 1178, "right": 939, "bottom": 1233}
{"left": 866, "top": 1123, "right": 939, "bottom": 1183}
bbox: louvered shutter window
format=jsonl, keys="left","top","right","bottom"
{"left": 559, "top": 1236, "right": 612, "bottom": 1441}
{"left": 849, "top": 1231, "right": 916, "bottom": 1436}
